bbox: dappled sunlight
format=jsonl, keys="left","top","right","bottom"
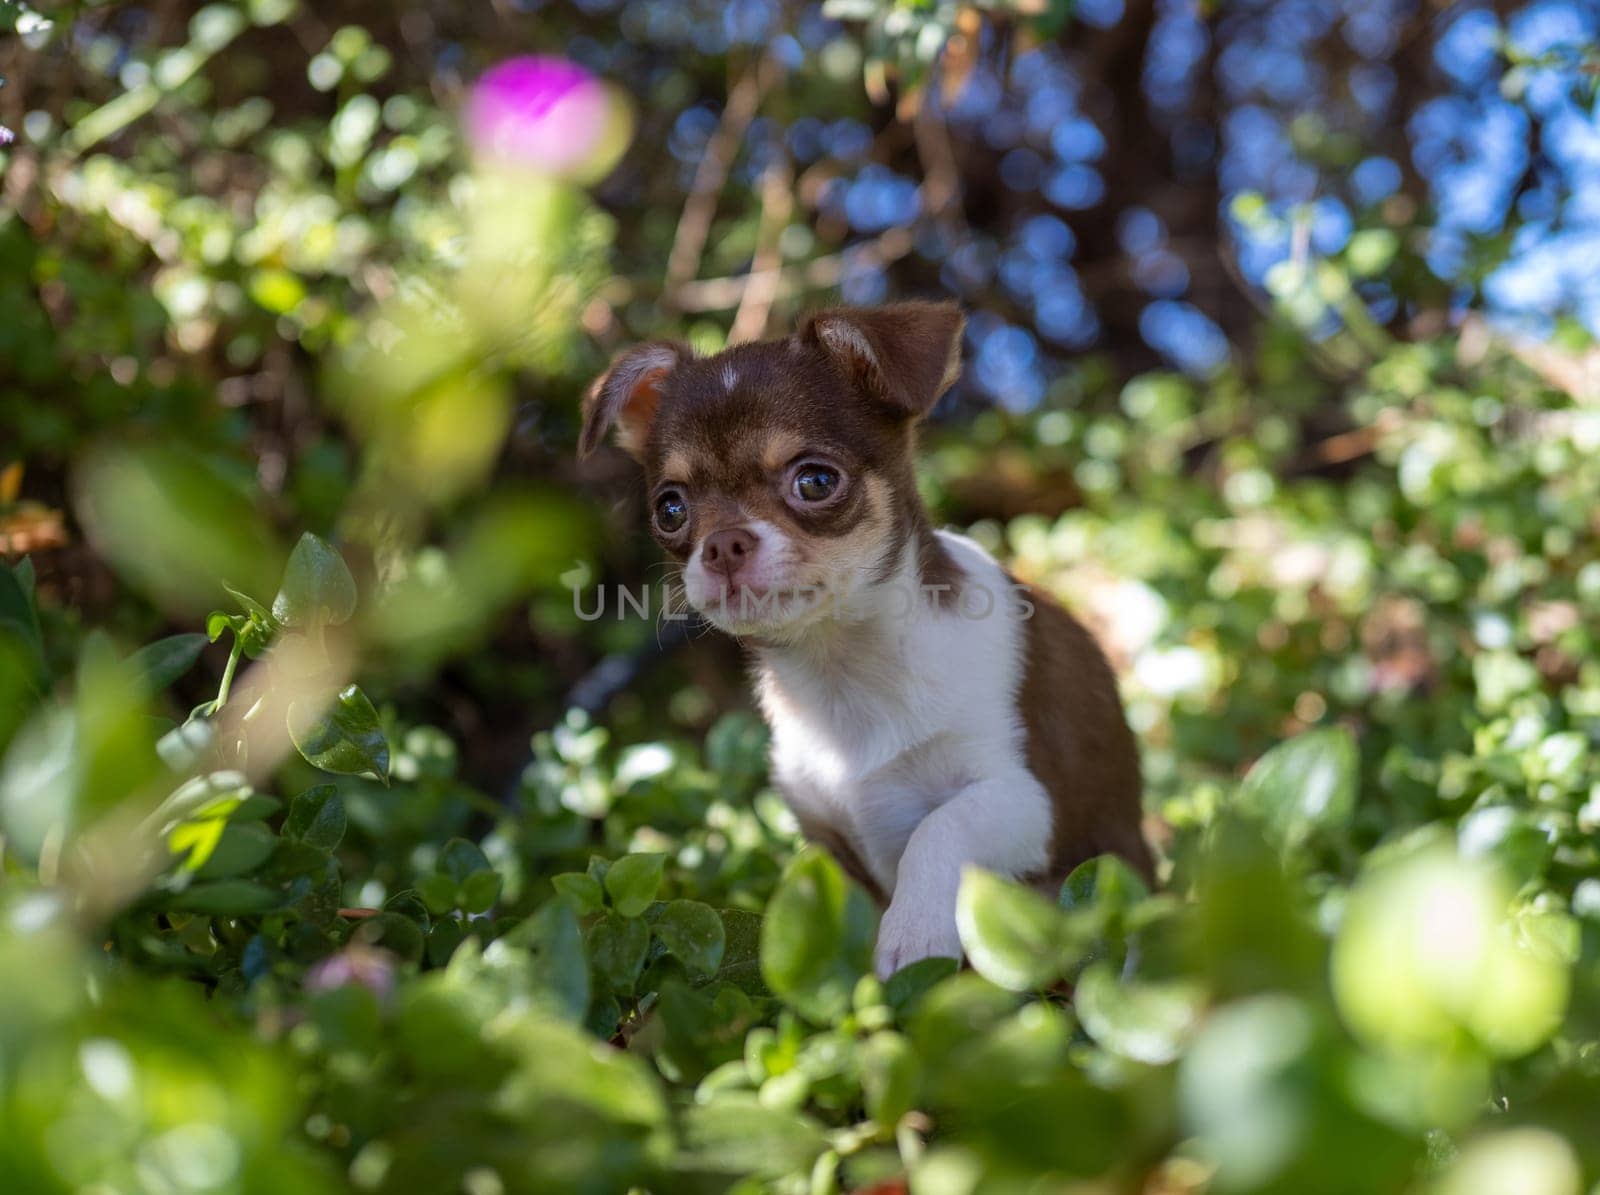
{"left": 5, "top": 0, "right": 1600, "bottom": 1191}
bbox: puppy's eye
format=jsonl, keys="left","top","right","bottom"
{"left": 654, "top": 491, "right": 689, "bottom": 533}
{"left": 793, "top": 465, "right": 841, "bottom": 503}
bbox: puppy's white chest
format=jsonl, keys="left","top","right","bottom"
{"left": 762, "top": 662, "right": 923, "bottom": 813}
{"left": 755, "top": 531, "right": 1029, "bottom": 884}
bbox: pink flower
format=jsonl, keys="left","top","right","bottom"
{"left": 305, "top": 945, "right": 396, "bottom": 1003}
{"left": 465, "top": 56, "right": 617, "bottom": 176}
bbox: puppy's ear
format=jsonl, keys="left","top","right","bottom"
{"left": 799, "top": 301, "right": 965, "bottom": 418}
{"left": 579, "top": 341, "right": 691, "bottom": 459}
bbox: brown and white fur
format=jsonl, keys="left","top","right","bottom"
{"left": 581, "top": 301, "right": 1150, "bottom": 977}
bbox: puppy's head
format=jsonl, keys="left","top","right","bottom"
{"left": 580, "top": 302, "right": 964, "bottom": 637}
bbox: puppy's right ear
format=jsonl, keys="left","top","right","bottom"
{"left": 579, "top": 342, "right": 690, "bottom": 460}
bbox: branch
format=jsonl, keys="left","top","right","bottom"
{"left": 728, "top": 152, "right": 795, "bottom": 344}
{"left": 665, "top": 226, "right": 915, "bottom": 313}
{"left": 660, "top": 55, "right": 779, "bottom": 312}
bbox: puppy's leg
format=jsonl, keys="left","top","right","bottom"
{"left": 873, "top": 770, "right": 1052, "bottom": 978}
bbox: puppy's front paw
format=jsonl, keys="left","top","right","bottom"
{"left": 874, "top": 895, "right": 963, "bottom": 979}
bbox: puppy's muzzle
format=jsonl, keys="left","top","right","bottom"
{"left": 702, "top": 526, "right": 760, "bottom": 586}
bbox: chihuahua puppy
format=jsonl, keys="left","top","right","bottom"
{"left": 581, "top": 301, "right": 1149, "bottom": 977}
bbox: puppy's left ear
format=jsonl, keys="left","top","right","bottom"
{"left": 580, "top": 341, "right": 690, "bottom": 459}
{"left": 799, "top": 300, "right": 965, "bottom": 418}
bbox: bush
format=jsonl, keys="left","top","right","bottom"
{"left": 6, "top": 0, "right": 1600, "bottom": 1192}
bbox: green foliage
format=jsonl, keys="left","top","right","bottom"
{"left": 6, "top": 0, "right": 1600, "bottom": 1191}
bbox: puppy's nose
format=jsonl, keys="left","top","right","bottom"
{"left": 703, "top": 526, "right": 759, "bottom": 581}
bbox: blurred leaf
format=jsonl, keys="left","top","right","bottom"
{"left": 1074, "top": 961, "right": 1203, "bottom": 1065}
{"left": 1060, "top": 853, "right": 1151, "bottom": 913}
{"left": 460, "top": 869, "right": 502, "bottom": 914}
{"left": 493, "top": 899, "right": 590, "bottom": 1022}
{"left": 678, "top": 1096, "right": 828, "bottom": 1178}
{"left": 167, "top": 879, "right": 282, "bottom": 915}
{"left": 417, "top": 871, "right": 458, "bottom": 915}
{"left": 704, "top": 712, "right": 769, "bottom": 788}
{"left": 956, "top": 869, "right": 1084, "bottom": 991}
{"left": 125, "top": 633, "right": 208, "bottom": 696}
{"left": 552, "top": 871, "right": 604, "bottom": 915}
{"left": 605, "top": 853, "right": 664, "bottom": 918}
{"left": 884, "top": 955, "right": 959, "bottom": 1018}
{"left": 0, "top": 704, "right": 77, "bottom": 859}
{"left": 192, "top": 822, "right": 278, "bottom": 879}
{"left": 156, "top": 717, "right": 215, "bottom": 772}
{"left": 1238, "top": 726, "right": 1359, "bottom": 852}
{"left": 76, "top": 442, "right": 280, "bottom": 616}
{"left": 0, "top": 558, "right": 45, "bottom": 683}
{"left": 761, "top": 849, "right": 875, "bottom": 1022}
{"left": 439, "top": 836, "right": 492, "bottom": 882}
{"left": 1333, "top": 846, "right": 1569, "bottom": 1061}
{"left": 861, "top": 1031, "right": 919, "bottom": 1125}
{"left": 1192, "top": 816, "right": 1323, "bottom": 996}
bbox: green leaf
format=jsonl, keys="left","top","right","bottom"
{"left": 249, "top": 267, "right": 306, "bottom": 315}
{"left": 1074, "top": 960, "right": 1203, "bottom": 1065}
{"left": 494, "top": 900, "right": 591, "bottom": 1021}
{"left": 907, "top": 974, "right": 1021, "bottom": 1076}
{"left": 460, "top": 869, "right": 502, "bottom": 915}
{"left": 307, "top": 983, "right": 381, "bottom": 1054}
{"left": 678, "top": 1096, "right": 828, "bottom": 1179}
{"left": 290, "top": 865, "right": 343, "bottom": 930}
{"left": 273, "top": 838, "right": 335, "bottom": 880}
{"left": 417, "top": 872, "right": 458, "bottom": 915}
{"left": 148, "top": 770, "right": 252, "bottom": 832}
{"left": 861, "top": 1031, "right": 920, "bottom": 1126}
{"left": 156, "top": 718, "right": 215, "bottom": 772}
{"left": 396, "top": 980, "right": 500, "bottom": 1083}
{"left": 12, "top": 557, "right": 35, "bottom": 601}
{"left": 0, "top": 558, "right": 41, "bottom": 636}
{"left": 272, "top": 531, "right": 357, "bottom": 627}
{"left": 168, "top": 879, "right": 281, "bottom": 915}
{"left": 169, "top": 815, "right": 230, "bottom": 874}
{"left": 493, "top": 1012, "right": 669, "bottom": 1135}
{"left": 0, "top": 559, "right": 45, "bottom": 683}
{"left": 439, "top": 836, "right": 492, "bottom": 883}
{"left": 604, "top": 852, "right": 665, "bottom": 918}
{"left": 352, "top": 911, "right": 426, "bottom": 964}
{"left": 125, "top": 633, "right": 208, "bottom": 695}
{"left": 287, "top": 684, "right": 390, "bottom": 782}
{"left": 283, "top": 784, "right": 346, "bottom": 851}
{"left": 1238, "top": 725, "right": 1359, "bottom": 851}
{"left": 704, "top": 711, "right": 769, "bottom": 786}
{"left": 1060, "top": 853, "right": 1151, "bottom": 913}
{"left": 1346, "top": 228, "right": 1398, "bottom": 277}
{"left": 552, "top": 871, "right": 604, "bottom": 915}
{"left": 653, "top": 899, "right": 726, "bottom": 977}
{"left": 192, "top": 822, "right": 278, "bottom": 879}
{"left": 383, "top": 889, "right": 432, "bottom": 928}
{"left": 711, "top": 907, "right": 767, "bottom": 995}
{"left": 229, "top": 793, "right": 281, "bottom": 821}
{"left": 760, "top": 849, "right": 875, "bottom": 1022}
{"left": 956, "top": 869, "right": 1084, "bottom": 991}
{"left": 883, "top": 955, "right": 959, "bottom": 1018}
{"left": 589, "top": 911, "right": 650, "bottom": 993}
{"left": 222, "top": 584, "right": 276, "bottom": 625}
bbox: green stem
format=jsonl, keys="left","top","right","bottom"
{"left": 207, "top": 638, "right": 243, "bottom": 716}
